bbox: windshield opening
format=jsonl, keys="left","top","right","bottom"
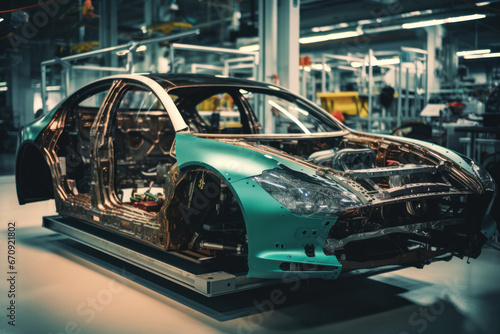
{"left": 168, "top": 86, "right": 343, "bottom": 135}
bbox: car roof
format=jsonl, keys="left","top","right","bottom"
{"left": 144, "top": 73, "right": 281, "bottom": 91}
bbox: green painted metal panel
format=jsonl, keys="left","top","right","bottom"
{"left": 176, "top": 132, "right": 342, "bottom": 279}
{"left": 20, "top": 103, "right": 60, "bottom": 143}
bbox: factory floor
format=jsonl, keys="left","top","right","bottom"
{"left": 1, "top": 174, "right": 500, "bottom": 334}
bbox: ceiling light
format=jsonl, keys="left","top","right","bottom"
{"left": 312, "top": 26, "right": 334, "bottom": 33}
{"left": 446, "top": 14, "right": 485, "bottom": 23}
{"left": 310, "top": 64, "right": 331, "bottom": 71}
{"left": 239, "top": 44, "right": 259, "bottom": 52}
{"left": 403, "top": 19, "right": 445, "bottom": 29}
{"left": 299, "top": 30, "right": 361, "bottom": 44}
{"left": 351, "top": 58, "right": 400, "bottom": 67}
{"left": 357, "top": 19, "right": 372, "bottom": 25}
{"left": 0, "top": 17, "right": 4, "bottom": 23}
{"left": 456, "top": 49, "right": 490, "bottom": 56}
{"left": 312, "top": 23, "right": 348, "bottom": 33}
{"left": 170, "top": 0, "right": 179, "bottom": 11}
{"left": 464, "top": 52, "right": 500, "bottom": 59}
{"left": 402, "top": 11, "right": 423, "bottom": 18}
{"left": 136, "top": 45, "right": 147, "bottom": 52}
{"left": 476, "top": 2, "right": 491, "bottom": 6}
{"left": 116, "top": 50, "right": 129, "bottom": 56}
{"left": 402, "top": 14, "right": 486, "bottom": 29}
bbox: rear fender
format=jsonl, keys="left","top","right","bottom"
{"left": 16, "top": 142, "right": 54, "bottom": 204}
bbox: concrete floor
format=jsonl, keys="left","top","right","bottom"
{"left": 1, "top": 174, "right": 500, "bottom": 334}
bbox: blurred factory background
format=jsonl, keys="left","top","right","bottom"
{"left": 0, "top": 0, "right": 500, "bottom": 178}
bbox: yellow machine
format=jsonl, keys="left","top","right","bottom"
{"left": 317, "top": 92, "right": 369, "bottom": 117}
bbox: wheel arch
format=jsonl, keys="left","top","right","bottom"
{"left": 16, "top": 142, "right": 54, "bottom": 205}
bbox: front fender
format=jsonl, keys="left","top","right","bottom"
{"left": 176, "top": 132, "right": 283, "bottom": 181}
{"left": 175, "top": 132, "right": 342, "bottom": 279}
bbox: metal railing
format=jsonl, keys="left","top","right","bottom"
{"left": 40, "top": 29, "right": 200, "bottom": 113}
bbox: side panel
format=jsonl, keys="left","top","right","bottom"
{"left": 16, "top": 142, "right": 54, "bottom": 204}
{"left": 18, "top": 102, "right": 61, "bottom": 143}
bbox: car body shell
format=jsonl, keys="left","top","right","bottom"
{"left": 16, "top": 74, "right": 497, "bottom": 280}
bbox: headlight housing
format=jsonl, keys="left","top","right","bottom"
{"left": 253, "top": 167, "right": 363, "bottom": 216}
{"left": 462, "top": 156, "right": 497, "bottom": 193}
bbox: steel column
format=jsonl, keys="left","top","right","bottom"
{"left": 277, "top": 0, "right": 300, "bottom": 93}
{"left": 258, "top": 0, "right": 278, "bottom": 84}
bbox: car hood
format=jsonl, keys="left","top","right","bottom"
{"left": 176, "top": 130, "right": 491, "bottom": 202}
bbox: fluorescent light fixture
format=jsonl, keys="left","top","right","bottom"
{"left": 46, "top": 85, "right": 61, "bottom": 91}
{"left": 464, "top": 52, "right": 500, "bottom": 59}
{"left": 401, "top": 10, "right": 433, "bottom": 18}
{"left": 456, "top": 49, "right": 490, "bottom": 56}
{"left": 312, "top": 23, "right": 348, "bottom": 33}
{"left": 402, "top": 11, "right": 423, "bottom": 18}
{"left": 351, "top": 58, "right": 400, "bottom": 67}
{"left": 476, "top": 2, "right": 491, "bottom": 6}
{"left": 402, "top": 14, "right": 486, "bottom": 29}
{"left": 136, "top": 45, "right": 147, "bottom": 52}
{"left": 0, "top": 87, "right": 7, "bottom": 92}
{"left": 446, "top": 14, "right": 485, "bottom": 23}
{"left": 116, "top": 50, "right": 129, "bottom": 56}
{"left": 239, "top": 44, "right": 259, "bottom": 52}
{"left": 0, "top": 82, "right": 7, "bottom": 86}
{"left": 403, "top": 19, "right": 444, "bottom": 29}
{"left": 310, "top": 64, "right": 331, "bottom": 71}
{"left": 357, "top": 19, "right": 372, "bottom": 25}
{"left": 312, "top": 26, "right": 334, "bottom": 32}
{"left": 0, "top": 17, "right": 4, "bottom": 23}
{"left": 299, "top": 30, "right": 361, "bottom": 44}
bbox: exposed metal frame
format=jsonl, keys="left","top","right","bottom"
{"left": 40, "top": 29, "right": 200, "bottom": 114}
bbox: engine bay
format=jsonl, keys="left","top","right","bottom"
{"left": 216, "top": 133, "right": 486, "bottom": 268}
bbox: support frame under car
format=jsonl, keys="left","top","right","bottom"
{"left": 42, "top": 215, "right": 280, "bottom": 297}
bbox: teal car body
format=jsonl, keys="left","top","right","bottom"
{"left": 16, "top": 74, "right": 497, "bottom": 281}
